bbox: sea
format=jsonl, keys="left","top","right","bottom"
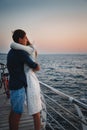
{"left": 0, "top": 53, "right": 87, "bottom": 102}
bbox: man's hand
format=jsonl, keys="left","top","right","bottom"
{"left": 33, "top": 64, "right": 40, "bottom": 72}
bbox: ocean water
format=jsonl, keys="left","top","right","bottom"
{"left": 37, "top": 54, "right": 87, "bottom": 101}
{"left": 0, "top": 53, "right": 87, "bottom": 101}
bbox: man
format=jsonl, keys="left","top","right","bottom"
{"left": 7, "top": 29, "right": 40, "bottom": 130}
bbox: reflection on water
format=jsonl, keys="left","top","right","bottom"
{"left": 37, "top": 54, "right": 87, "bottom": 101}
{"left": 0, "top": 53, "right": 87, "bottom": 101}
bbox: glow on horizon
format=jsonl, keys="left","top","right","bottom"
{"left": 0, "top": 0, "right": 87, "bottom": 54}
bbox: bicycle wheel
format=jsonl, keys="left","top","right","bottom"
{"left": 3, "top": 75, "right": 10, "bottom": 98}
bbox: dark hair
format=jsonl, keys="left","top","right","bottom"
{"left": 12, "top": 29, "right": 26, "bottom": 43}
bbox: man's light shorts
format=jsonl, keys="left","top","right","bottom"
{"left": 10, "top": 87, "right": 25, "bottom": 114}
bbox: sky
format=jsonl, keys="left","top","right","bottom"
{"left": 0, "top": 0, "right": 87, "bottom": 54}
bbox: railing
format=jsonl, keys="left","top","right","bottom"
{"left": 40, "top": 81, "right": 87, "bottom": 130}
{"left": 0, "top": 63, "right": 9, "bottom": 98}
{"left": 0, "top": 63, "right": 6, "bottom": 88}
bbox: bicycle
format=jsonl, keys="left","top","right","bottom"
{"left": 0, "top": 63, "right": 10, "bottom": 98}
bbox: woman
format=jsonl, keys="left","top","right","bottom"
{"left": 10, "top": 40, "right": 42, "bottom": 130}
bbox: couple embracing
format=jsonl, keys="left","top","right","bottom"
{"left": 7, "top": 29, "right": 42, "bottom": 130}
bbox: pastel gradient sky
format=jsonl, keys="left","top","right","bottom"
{"left": 0, "top": 0, "right": 87, "bottom": 53}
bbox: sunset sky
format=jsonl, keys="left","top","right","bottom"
{"left": 0, "top": 0, "right": 87, "bottom": 54}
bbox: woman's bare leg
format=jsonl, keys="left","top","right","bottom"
{"left": 33, "top": 112, "right": 41, "bottom": 130}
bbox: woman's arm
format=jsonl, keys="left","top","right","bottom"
{"left": 10, "top": 42, "right": 34, "bottom": 55}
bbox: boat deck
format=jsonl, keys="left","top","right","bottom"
{"left": 0, "top": 87, "right": 34, "bottom": 130}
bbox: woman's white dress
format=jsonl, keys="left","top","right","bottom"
{"left": 10, "top": 42, "right": 42, "bottom": 115}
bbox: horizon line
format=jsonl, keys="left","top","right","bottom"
{"left": 0, "top": 52, "right": 87, "bottom": 55}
